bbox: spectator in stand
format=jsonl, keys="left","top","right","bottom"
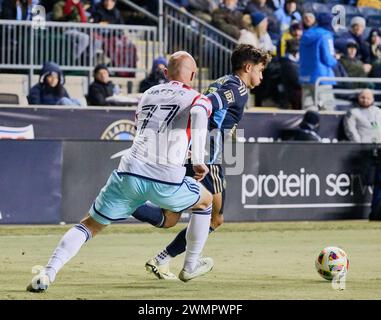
{"left": 212, "top": 0, "right": 244, "bottom": 40}
{"left": 302, "top": 12, "right": 315, "bottom": 30}
{"left": 286, "top": 110, "right": 322, "bottom": 141}
{"left": 169, "top": 0, "right": 220, "bottom": 23}
{"left": 92, "top": 0, "right": 123, "bottom": 24}
{"left": 279, "top": 39, "right": 301, "bottom": 109}
{"left": 273, "top": 0, "right": 301, "bottom": 34}
{"left": 139, "top": 56, "right": 168, "bottom": 93}
{"left": 368, "top": 29, "right": 381, "bottom": 64}
{"left": 370, "top": 61, "right": 381, "bottom": 102}
{"left": 279, "top": 20, "right": 302, "bottom": 57}
{"left": 188, "top": 0, "right": 220, "bottom": 23}
{"left": 299, "top": 12, "right": 337, "bottom": 110}
{"left": 339, "top": 40, "right": 372, "bottom": 86}
{"left": 28, "top": 62, "right": 81, "bottom": 106}
{"left": 1, "top": 0, "right": 39, "bottom": 20}
{"left": 52, "top": 0, "right": 90, "bottom": 61}
{"left": 238, "top": 12, "right": 276, "bottom": 54}
{"left": 335, "top": 16, "right": 371, "bottom": 64}
{"left": 87, "top": 64, "right": 120, "bottom": 106}
{"left": 53, "top": 0, "right": 87, "bottom": 22}
{"left": 344, "top": 89, "right": 381, "bottom": 143}
{"left": 92, "top": 0, "right": 137, "bottom": 76}
{"left": 244, "top": 0, "right": 279, "bottom": 40}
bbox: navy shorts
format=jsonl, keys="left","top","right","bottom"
{"left": 185, "top": 164, "right": 226, "bottom": 215}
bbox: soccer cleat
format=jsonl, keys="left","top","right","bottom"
{"left": 145, "top": 258, "right": 178, "bottom": 280}
{"left": 179, "top": 257, "right": 214, "bottom": 282}
{"left": 26, "top": 273, "right": 50, "bottom": 293}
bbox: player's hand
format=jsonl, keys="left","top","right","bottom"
{"left": 192, "top": 164, "right": 209, "bottom": 182}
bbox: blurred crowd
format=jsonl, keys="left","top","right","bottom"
{"left": 170, "top": 0, "right": 381, "bottom": 111}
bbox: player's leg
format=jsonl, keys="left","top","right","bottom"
{"left": 157, "top": 191, "right": 223, "bottom": 262}
{"left": 178, "top": 184, "right": 214, "bottom": 282}
{"left": 145, "top": 176, "right": 213, "bottom": 281}
{"left": 132, "top": 202, "right": 181, "bottom": 228}
{"left": 26, "top": 171, "right": 139, "bottom": 292}
{"left": 147, "top": 165, "right": 225, "bottom": 279}
{"left": 26, "top": 214, "right": 107, "bottom": 293}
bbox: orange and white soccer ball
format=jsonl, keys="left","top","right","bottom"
{"left": 315, "top": 246, "right": 349, "bottom": 281}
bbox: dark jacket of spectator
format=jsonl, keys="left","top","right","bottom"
{"left": 288, "top": 111, "right": 322, "bottom": 141}
{"left": 92, "top": 1, "right": 124, "bottom": 24}
{"left": 28, "top": 62, "right": 70, "bottom": 105}
{"left": 212, "top": 3, "right": 244, "bottom": 39}
{"left": 279, "top": 40, "right": 301, "bottom": 109}
{"left": 87, "top": 80, "right": 114, "bottom": 106}
{"left": 299, "top": 13, "right": 337, "bottom": 85}
{"left": 139, "top": 57, "right": 168, "bottom": 93}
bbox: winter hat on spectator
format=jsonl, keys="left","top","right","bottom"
{"left": 346, "top": 39, "right": 359, "bottom": 49}
{"left": 94, "top": 64, "right": 109, "bottom": 76}
{"left": 350, "top": 16, "right": 366, "bottom": 28}
{"left": 151, "top": 56, "right": 168, "bottom": 74}
{"left": 316, "top": 12, "right": 334, "bottom": 32}
{"left": 301, "top": 110, "right": 320, "bottom": 128}
{"left": 39, "top": 61, "right": 65, "bottom": 85}
{"left": 251, "top": 12, "right": 266, "bottom": 27}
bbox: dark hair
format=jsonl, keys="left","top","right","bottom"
{"left": 231, "top": 44, "right": 272, "bottom": 72}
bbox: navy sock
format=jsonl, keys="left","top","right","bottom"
{"left": 132, "top": 203, "right": 166, "bottom": 227}
{"left": 166, "top": 226, "right": 215, "bottom": 258}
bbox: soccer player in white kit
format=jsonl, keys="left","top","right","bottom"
{"left": 27, "top": 51, "right": 214, "bottom": 292}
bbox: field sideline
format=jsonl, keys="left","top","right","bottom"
{"left": 1, "top": 221, "right": 381, "bottom": 300}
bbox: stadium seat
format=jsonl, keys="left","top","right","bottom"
{"left": 312, "top": 3, "right": 331, "bottom": 13}
{"left": 343, "top": 4, "right": 361, "bottom": 15}
{"left": 358, "top": 6, "right": 381, "bottom": 17}
{"left": 0, "top": 93, "right": 19, "bottom": 105}
{"left": 368, "top": 16, "right": 381, "bottom": 28}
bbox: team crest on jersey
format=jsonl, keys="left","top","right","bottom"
{"left": 101, "top": 120, "right": 136, "bottom": 141}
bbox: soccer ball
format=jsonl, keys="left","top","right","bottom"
{"left": 315, "top": 246, "right": 349, "bottom": 281}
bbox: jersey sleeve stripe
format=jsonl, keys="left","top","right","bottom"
{"left": 210, "top": 91, "right": 223, "bottom": 110}
{"left": 190, "top": 93, "right": 202, "bottom": 106}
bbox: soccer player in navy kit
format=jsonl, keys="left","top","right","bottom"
{"left": 133, "top": 44, "right": 272, "bottom": 280}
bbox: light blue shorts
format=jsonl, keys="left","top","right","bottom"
{"left": 89, "top": 170, "right": 201, "bottom": 225}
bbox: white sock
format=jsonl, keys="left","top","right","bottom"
{"left": 155, "top": 249, "right": 171, "bottom": 265}
{"left": 45, "top": 224, "right": 92, "bottom": 282}
{"left": 183, "top": 205, "right": 212, "bottom": 273}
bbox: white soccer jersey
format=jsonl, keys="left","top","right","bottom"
{"left": 118, "top": 81, "right": 212, "bottom": 184}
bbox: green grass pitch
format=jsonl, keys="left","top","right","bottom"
{"left": 1, "top": 221, "right": 381, "bottom": 300}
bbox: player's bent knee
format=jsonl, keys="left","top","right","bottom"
{"left": 193, "top": 188, "right": 213, "bottom": 211}
{"left": 80, "top": 214, "right": 107, "bottom": 237}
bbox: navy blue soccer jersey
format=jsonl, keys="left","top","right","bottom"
{"left": 204, "top": 74, "right": 248, "bottom": 164}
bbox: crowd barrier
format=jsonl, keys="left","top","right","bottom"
{"left": 0, "top": 140, "right": 374, "bottom": 224}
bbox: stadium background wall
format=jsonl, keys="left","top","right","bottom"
{"left": 0, "top": 140, "right": 374, "bottom": 224}
{"left": 0, "top": 107, "right": 344, "bottom": 141}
